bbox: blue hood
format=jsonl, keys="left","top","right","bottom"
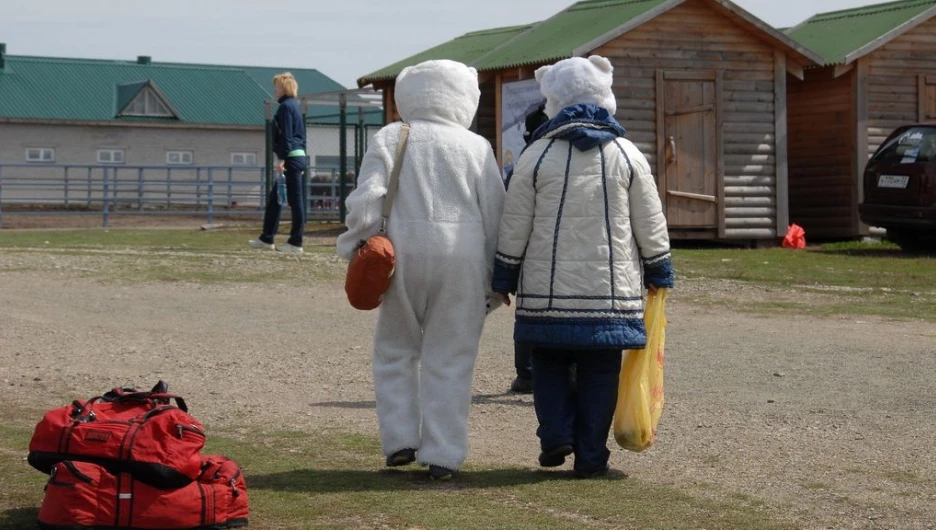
{"left": 530, "top": 104, "right": 627, "bottom": 151}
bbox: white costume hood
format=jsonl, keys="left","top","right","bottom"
{"left": 535, "top": 56, "right": 617, "bottom": 118}
{"left": 394, "top": 60, "right": 480, "bottom": 128}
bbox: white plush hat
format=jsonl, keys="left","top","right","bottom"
{"left": 394, "top": 60, "right": 480, "bottom": 129}
{"left": 535, "top": 56, "right": 617, "bottom": 119}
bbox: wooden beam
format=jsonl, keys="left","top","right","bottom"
{"left": 786, "top": 62, "right": 804, "bottom": 81}
{"left": 517, "top": 65, "right": 536, "bottom": 80}
{"left": 716, "top": 70, "right": 726, "bottom": 239}
{"left": 854, "top": 59, "right": 870, "bottom": 235}
{"left": 919, "top": 74, "right": 927, "bottom": 123}
{"left": 833, "top": 64, "right": 855, "bottom": 79}
{"left": 774, "top": 50, "right": 790, "bottom": 237}
{"left": 478, "top": 71, "right": 493, "bottom": 85}
{"left": 383, "top": 84, "right": 396, "bottom": 124}
{"left": 495, "top": 72, "right": 504, "bottom": 169}
{"left": 667, "top": 190, "right": 717, "bottom": 203}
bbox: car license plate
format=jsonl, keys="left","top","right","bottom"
{"left": 878, "top": 175, "right": 910, "bottom": 188}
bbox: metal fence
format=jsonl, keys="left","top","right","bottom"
{"left": 0, "top": 162, "right": 357, "bottom": 228}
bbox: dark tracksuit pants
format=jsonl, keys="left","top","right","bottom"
{"left": 260, "top": 156, "right": 306, "bottom": 247}
{"left": 531, "top": 347, "right": 622, "bottom": 473}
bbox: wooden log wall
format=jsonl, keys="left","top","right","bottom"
{"left": 787, "top": 67, "right": 856, "bottom": 238}
{"left": 593, "top": 0, "right": 780, "bottom": 239}
{"left": 866, "top": 16, "right": 936, "bottom": 158}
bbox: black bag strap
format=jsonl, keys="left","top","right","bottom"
{"left": 97, "top": 380, "right": 188, "bottom": 412}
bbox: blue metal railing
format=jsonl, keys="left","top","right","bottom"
{"left": 0, "top": 163, "right": 353, "bottom": 228}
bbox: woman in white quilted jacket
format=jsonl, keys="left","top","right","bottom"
{"left": 492, "top": 56, "right": 674, "bottom": 478}
{"left": 337, "top": 60, "right": 505, "bottom": 481}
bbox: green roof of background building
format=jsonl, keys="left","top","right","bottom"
{"left": 473, "top": 0, "right": 669, "bottom": 71}
{"left": 786, "top": 0, "right": 936, "bottom": 65}
{"left": 0, "top": 53, "right": 382, "bottom": 127}
{"left": 357, "top": 24, "right": 534, "bottom": 86}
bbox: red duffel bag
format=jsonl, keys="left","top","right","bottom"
{"left": 37, "top": 455, "right": 249, "bottom": 529}
{"left": 28, "top": 381, "right": 205, "bottom": 489}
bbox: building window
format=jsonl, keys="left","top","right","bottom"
{"left": 231, "top": 152, "right": 257, "bottom": 166}
{"left": 166, "top": 151, "right": 194, "bottom": 165}
{"left": 122, "top": 87, "right": 175, "bottom": 118}
{"left": 25, "top": 148, "right": 55, "bottom": 163}
{"left": 97, "top": 149, "right": 125, "bottom": 164}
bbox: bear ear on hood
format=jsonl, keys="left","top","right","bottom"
{"left": 534, "top": 64, "right": 552, "bottom": 83}
{"left": 588, "top": 55, "right": 614, "bottom": 74}
{"left": 467, "top": 66, "right": 479, "bottom": 80}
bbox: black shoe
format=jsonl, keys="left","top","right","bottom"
{"left": 538, "top": 444, "right": 574, "bottom": 467}
{"left": 428, "top": 465, "right": 457, "bottom": 481}
{"left": 385, "top": 448, "right": 417, "bottom": 467}
{"left": 510, "top": 377, "right": 533, "bottom": 394}
{"left": 574, "top": 466, "right": 626, "bottom": 479}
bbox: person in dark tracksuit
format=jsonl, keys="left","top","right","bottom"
{"left": 508, "top": 104, "right": 549, "bottom": 394}
{"left": 249, "top": 72, "right": 307, "bottom": 254}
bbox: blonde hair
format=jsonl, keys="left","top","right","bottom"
{"left": 273, "top": 72, "right": 299, "bottom": 98}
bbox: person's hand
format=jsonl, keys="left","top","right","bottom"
{"left": 494, "top": 292, "right": 511, "bottom": 307}
{"left": 276, "top": 160, "right": 285, "bottom": 173}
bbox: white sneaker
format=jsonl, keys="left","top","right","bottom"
{"left": 277, "top": 242, "right": 303, "bottom": 254}
{"left": 248, "top": 239, "right": 274, "bottom": 250}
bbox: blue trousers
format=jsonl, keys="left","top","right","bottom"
{"left": 532, "top": 347, "right": 622, "bottom": 473}
{"left": 515, "top": 341, "right": 533, "bottom": 380}
{"left": 260, "top": 157, "right": 306, "bottom": 247}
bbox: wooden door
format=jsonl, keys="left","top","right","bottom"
{"left": 919, "top": 75, "right": 936, "bottom": 122}
{"left": 661, "top": 74, "right": 718, "bottom": 229}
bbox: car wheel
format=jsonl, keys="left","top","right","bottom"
{"left": 887, "top": 229, "right": 932, "bottom": 253}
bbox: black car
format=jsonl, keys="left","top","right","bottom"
{"left": 859, "top": 124, "right": 936, "bottom": 251}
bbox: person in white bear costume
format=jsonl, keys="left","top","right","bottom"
{"left": 337, "top": 60, "right": 505, "bottom": 481}
{"left": 492, "top": 56, "right": 674, "bottom": 478}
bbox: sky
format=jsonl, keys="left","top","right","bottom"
{"left": 1, "top": 0, "right": 873, "bottom": 88}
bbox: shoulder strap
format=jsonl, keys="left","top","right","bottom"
{"left": 379, "top": 123, "right": 411, "bottom": 234}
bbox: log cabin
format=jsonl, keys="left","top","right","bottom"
{"left": 359, "top": 0, "right": 821, "bottom": 241}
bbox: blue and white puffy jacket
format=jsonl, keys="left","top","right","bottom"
{"left": 493, "top": 105, "right": 674, "bottom": 350}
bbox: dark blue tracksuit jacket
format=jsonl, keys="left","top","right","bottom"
{"left": 272, "top": 96, "right": 307, "bottom": 160}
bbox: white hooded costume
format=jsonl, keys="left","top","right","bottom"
{"left": 337, "top": 60, "right": 506, "bottom": 470}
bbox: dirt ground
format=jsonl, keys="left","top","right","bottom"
{"left": 1, "top": 252, "right": 935, "bottom": 529}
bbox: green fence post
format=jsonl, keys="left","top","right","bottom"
{"left": 339, "top": 92, "right": 348, "bottom": 224}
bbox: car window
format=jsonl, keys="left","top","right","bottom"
{"left": 872, "top": 127, "right": 936, "bottom": 165}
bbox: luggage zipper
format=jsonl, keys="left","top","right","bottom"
{"left": 47, "top": 465, "right": 75, "bottom": 489}
{"left": 230, "top": 468, "right": 242, "bottom": 497}
{"left": 57, "top": 461, "right": 95, "bottom": 484}
{"left": 176, "top": 424, "right": 206, "bottom": 439}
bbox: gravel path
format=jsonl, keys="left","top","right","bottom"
{"left": 1, "top": 263, "right": 935, "bottom": 529}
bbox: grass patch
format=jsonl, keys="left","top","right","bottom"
{"left": 0, "top": 421, "right": 796, "bottom": 530}
{"left": 884, "top": 470, "right": 928, "bottom": 485}
{"left": 676, "top": 242, "right": 935, "bottom": 290}
{"left": 0, "top": 225, "right": 340, "bottom": 252}
{"left": 4, "top": 229, "right": 934, "bottom": 320}
{"left": 675, "top": 241, "right": 936, "bottom": 321}
{"left": 0, "top": 227, "right": 344, "bottom": 284}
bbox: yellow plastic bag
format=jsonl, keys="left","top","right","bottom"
{"left": 613, "top": 289, "right": 667, "bottom": 452}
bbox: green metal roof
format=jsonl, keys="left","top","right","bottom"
{"left": 786, "top": 0, "right": 936, "bottom": 65}
{"left": 357, "top": 24, "right": 534, "bottom": 86}
{"left": 0, "top": 56, "right": 272, "bottom": 126}
{"left": 473, "top": 0, "right": 669, "bottom": 71}
{"left": 0, "top": 54, "right": 380, "bottom": 126}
